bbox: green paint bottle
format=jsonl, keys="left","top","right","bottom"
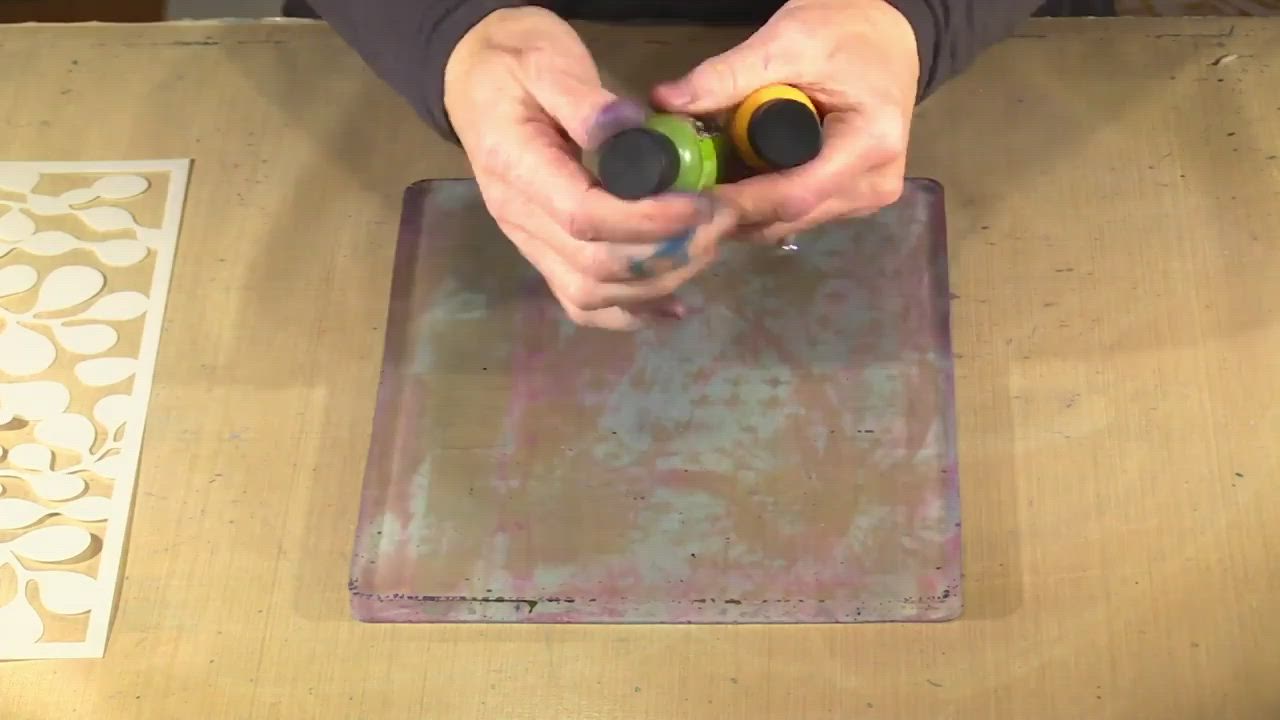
{"left": 595, "top": 113, "right": 729, "bottom": 200}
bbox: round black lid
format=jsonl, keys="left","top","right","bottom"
{"left": 596, "top": 127, "right": 680, "bottom": 200}
{"left": 748, "top": 99, "right": 823, "bottom": 170}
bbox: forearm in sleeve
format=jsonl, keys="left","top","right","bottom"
{"left": 307, "top": 0, "right": 527, "bottom": 142}
{"left": 884, "top": 1, "right": 1045, "bottom": 100}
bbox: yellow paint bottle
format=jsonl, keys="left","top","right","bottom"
{"left": 729, "top": 84, "right": 823, "bottom": 172}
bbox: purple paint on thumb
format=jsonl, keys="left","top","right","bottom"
{"left": 584, "top": 97, "right": 649, "bottom": 151}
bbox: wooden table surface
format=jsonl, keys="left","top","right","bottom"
{"left": 1, "top": 17, "right": 1277, "bottom": 720}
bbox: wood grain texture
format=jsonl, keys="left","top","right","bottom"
{"left": 0, "top": 17, "right": 1276, "bottom": 719}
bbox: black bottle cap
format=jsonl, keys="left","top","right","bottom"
{"left": 596, "top": 127, "right": 681, "bottom": 200}
{"left": 748, "top": 98, "right": 823, "bottom": 170}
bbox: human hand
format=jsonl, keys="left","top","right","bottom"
{"left": 444, "top": 7, "right": 737, "bottom": 330}
{"left": 651, "top": 0, "right": 919, "bottom": 243}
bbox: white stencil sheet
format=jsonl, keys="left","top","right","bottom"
{"left": 0, "top": 160, "right": 190, "bottom": 659}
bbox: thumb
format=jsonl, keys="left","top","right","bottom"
{"left": 652, "top": 38, "right": 780, "bottom": 114}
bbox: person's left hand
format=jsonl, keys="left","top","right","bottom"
{"left": 651, "top": 0, "right": 920, "bottom": 243}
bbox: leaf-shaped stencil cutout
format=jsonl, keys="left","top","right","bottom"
{"left": 91, "top": 175, "right": 150, "bottom": 200}
{"left": 93, "top": 239, "right": 148, "bottom": 267}
{"left": 0, "top": 381, "right": 71, "bottom": 421}
{"left": 25, "top": 194, "right": 69, "bottom": 216}
{"left": 34, "top": 413, "right": 96, "bottom": 456}
{"left": 0, "top": 165, "right": 40, "bottom": 193}
{"left": 0, "top": 593, "right": 44, "bottom": 647}
{"left": 0, "top": 323, "right": 57, "bottom": 376}
{"left": 74, "top": 357, "right": 137, "bottom": 387}
{"left": 0, "top": 208, "right": 36, "bottom": 241}
{"left": 33, "top": 570, "right": 98, "bottom": 615}
{"left": 31, "top": 265, "right": 104, "bottom": 314}
{"left": 7, "top": 443, "right": 52, "bottom": 471}
{"left": 0, "top": 265, "right": 37, "bottom": 298}
{"left": 22, "top": 230, "right": 77, "bottom": 256}
{"left": 27, "top": 471, "right": 88, "bottom": 502}
{"left": 0, "top": 498, "right": 50, "bottom": 530}
{"left": 79, "top": 291, "right": 149, "bottom": 322}
{"left": 8, "top": 524, "right": 93, "bottom": 562}
{"left": 58, "top": 495, "right": 111, "bottom": 522}
{"left": 133, "top": 227, "right": 162, "bottom": 244}
{"left": 92, "top": 394, "right": 130, "bottom": 436}
{"left": 92, "top": 453, "right": 130, "bottom": 481}
{"left": 52, "top": 323, "right": 118, "bottom": 355}
{"left": 59, "top": 187, "right": 99, "bottom": 206}
{"left": 77, "top": 206, "right": 137, "bottom": 232}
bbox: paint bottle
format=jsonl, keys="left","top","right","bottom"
{"left": 595, "top": 113, "right": 729, "bottom": 200}
{"left": 729, "top": 84, "right": 823, "bottom": 172}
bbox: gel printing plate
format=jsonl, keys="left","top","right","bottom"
{"left": 350, "top": 178, "right": 959, "bottom": 623}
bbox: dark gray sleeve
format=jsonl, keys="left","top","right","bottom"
{"left": 306, "top": 0, "right": 527, "bottom": 142}
{"left": 885, "top": 1, "right": 1045, "bottom": 100}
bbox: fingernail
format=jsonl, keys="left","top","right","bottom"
{"left": 644, "top": 297, "right": 687, "bottom": 320}
{"left": 658, "top": 299, "right": 687, "bottom": 320}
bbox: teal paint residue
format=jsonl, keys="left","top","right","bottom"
{"left": 913, "top": 419, "right": 944, "bottom": 465}
{"left": 806, "top": 420, "right": 831, "bottom": 455}
{"left": 412, "top": 280, "right": 487, "bottom": 373}
{"left": 529, "top": 563, "right": 580, "bottom": 590}
{"left": 431, "top": 180, "right": 481, "bottom": 210}
{"left": 836, "top": 505, "right": 894, "bottom": 559}
{"left": 556, "top": 313, "right": 579, "bottom": 344}
{"left": 474, "top": 534, "right": 516, "bottom": 593}
{"left": 846, "top": 364, "right": 901, "bottom": 428}
{"left": 371, "top": 509, "right": 409, "bottom": 559}
{"left": 630, "top": 487, "right": 731, "bottom": 575}
{"left": 406, "top": 459, "right": 437, "bottom": 553}
{"left": 592, "top": 315, "right": 802, "bottom": 479}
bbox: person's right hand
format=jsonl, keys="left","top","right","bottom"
{"left": 444, "top": 7, "right": 737, "bottom": 331}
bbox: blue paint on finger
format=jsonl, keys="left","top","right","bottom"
{"left": 629, "top": 230, "right": 694, "bottom": 280}
{"left": 653, "top": 231, "right": 693, "bottom": 264}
